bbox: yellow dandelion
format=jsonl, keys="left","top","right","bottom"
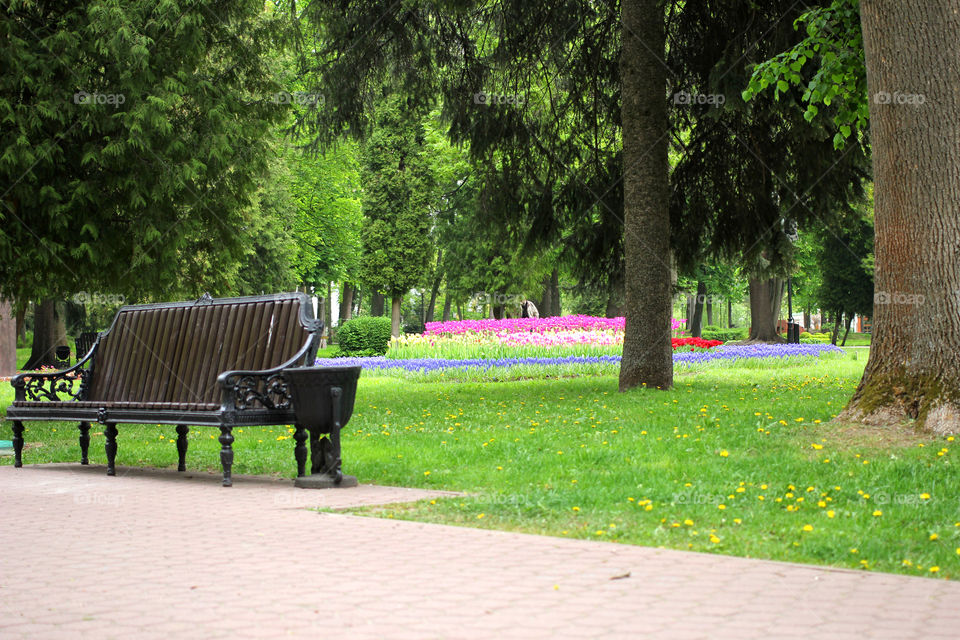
{"left": 920, "top": 493, "right": 931, "bottom": 500}
{"left": 872, "top": 510, "right": 882, "bottom": 517}
{"left": 929, "top": 533, "right": 939, "bottom": 541}
{"left": 802, "top": 524, "right": 814, "bottom": 532}
{"left": 719, "top": 450, "right": 729, "bottom": 457}
{"left": 827, "top": 510, "right": 836, "bottom": 518}
{"left": 929, "top": 566, "right": 940, "bottom": 573}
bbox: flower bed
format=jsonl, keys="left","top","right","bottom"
{"left": 319, "top": 343, "right": 844, "bottom": 381}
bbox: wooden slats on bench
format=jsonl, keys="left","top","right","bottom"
{"left": 85, "top": 299, "right": 309, "bottom": 409}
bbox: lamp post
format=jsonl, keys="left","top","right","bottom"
{"left": 786, "top": 276, "right": 798, "bottom": 343}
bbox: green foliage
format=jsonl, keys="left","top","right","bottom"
{"left": 817, "top": 203, "right": 874, "bottom": 322}
{"left": 336, "top": 315, "right": 392, "bottom": 356}
{"left": 701, "top": 326, "right": 747, "bottom": 342}
{"left": 742, "top": 0, "right": 867, "bottom": 148}
{"left": 0, "top": 0, "right": 292, "bottom": 301}
{"left": 360, "top": 94, "right": 434, "bottom": 297}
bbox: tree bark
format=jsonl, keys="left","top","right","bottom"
{"left": 371, "top": 292, "right": 385, "bottom": 317}
{"left": 618, "top": 0, "right": 673, "bottom": 391}
{"left": 831, "top": 310, "right": 842, "bottom": 346}
{"left": 0, "top": 300, "right": 16, "bottom": 376}
{"left": 706, "top": 296, "right": 713, "bottom": 327}
{"left": 841, "top": 0, "right": 960, "bottom": 434}
{"left": 442, "top": 289, "right": 452, "bottom": 322}
{"left": 690, "top": 280, "right": 707, "bottom": 337}
{"left": 24, "top": 299, "right": 67, "bottom": 370}
{"left": 550, "top": 268, "right": 561, "bottom": 317}
{"left": 727, "top": 298, "right": 733, "bottom": 328}
{"left": 339, "top": 283, "right": 354, "bottom": 324}
{"left": 390, "top": 295, "right": 402, "bottom": 337}
{"left": 841, "top": 313, "right": 853, "bottom": 346}
{"left": 746, "top": 278, "right": 785, "bottom": 342}
{"left": 539, "top": 272, "right": 553, "bottom": 318}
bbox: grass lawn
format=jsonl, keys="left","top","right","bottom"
{"left": 3, "top": 348, "right": 957, "bottom": 579}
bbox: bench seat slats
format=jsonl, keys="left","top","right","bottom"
{"left": 12, "top": 400, "right": 220, "bottom": 410}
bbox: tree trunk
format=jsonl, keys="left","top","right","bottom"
{"left": 24, "top": 299, "right": 67, "bottom": 370}
{"left": 339, "top": 283, "right": 354, "bottom": 324}
{"left": 539, "top": 272, "right": 553, "bottom": 318}
{"left": 390, "top": 295, "right": 402, "bottom": 337}
{"left": 841, "top": 0, "right": 960, "bottom": 434}
{"left": 457, "top": 303, "right": 463, "bottom": 321}
{"left": 727, "top": 298, "right": 733, "bottom": 328}
{"left": 831, "top": 310, "right": 842, "bottom": 346}
{"left": 706, "top": 295, "right": 714, "bottom": 327}
{"left": 550, "top": 268, "right": 561, "bottom": 317}
{"left": 618, "top": 0, "right": 673, "bottom": 391}
{"left": 0, "top": 300, "right": 16, "bottom": 376}
{"left": 804, "top": 310, "right": 811, "bottom": 332}
{"left": 690, "top": 280, "right": 707, "bottom": 338}
{"left": 442, "top": 290, "right": 452, "bottom": 322}
{"left": 746, "top": 278, "right": 785, "bottom": 342}
{"left": 371, "top": 292, "right": 385, "bottom": 317}
{"left": 425, "top": 274, "right": 442, "bottom": 324}
{"left": 15, "top": 303, "right": 26, "bottom": 345}
{"left": 841, "top": 313, "right": 853, "bottom": 347}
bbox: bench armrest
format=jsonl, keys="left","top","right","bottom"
{"left": 11, "top": 345, "right": 98, "bottom": 403}
{"left": 217, "top": 337, "right": 318, "bottom": 412}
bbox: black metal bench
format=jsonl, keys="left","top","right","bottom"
{"left": 6, "top": 292, "right": 347, "bottom": 486}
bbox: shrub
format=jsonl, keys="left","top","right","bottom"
{"left": 701, "top": 327, "right": 747, "bottom": 342}
{"left": 336, "top": 316, "right": 393, "bottom": 356}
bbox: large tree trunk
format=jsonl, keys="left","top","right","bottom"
{"left": 390, "top": 295, "right": 402, "bottom": 337}
{"left": 371, "top": 292, "right": 385, "bottom": 317}
{"left": 746, "top": 278, "right": 785, "bottom": 342}
{"left": 618, "top": 0, "right": 673, "bottom": 391}
{"left": 841, "top": 0, "right": 960, "bottom": 434}
{"left": 339, "top": 283, "right": 354, "bottom": 324}
{"left": 690, "top": 280, "right": 707, "bottom": 338}
{"left": 24, "top": 299, "right": 67, "bottom": 370}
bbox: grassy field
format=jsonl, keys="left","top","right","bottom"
{"left": 3, "top": 348, "right": 957, "bottom": 580}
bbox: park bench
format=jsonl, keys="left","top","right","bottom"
{"left": 6, "top": 292, "right": 353, "bottom": 487}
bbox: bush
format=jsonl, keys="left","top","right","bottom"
{"left": 701, "top": 327, "right": 747, "bottom": 342}
{"left": 336, "top": 316, "right": 393, "bottom": 356}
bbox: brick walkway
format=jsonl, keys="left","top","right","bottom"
{"left": 1, "top": 465, "right": 958, "bottom": 639}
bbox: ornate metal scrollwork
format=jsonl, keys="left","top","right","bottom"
{"left": 19, "top": 368, "right": 91, "bottom": 402}
{"left": 231, "top": 372, "right": 291, "bottom": 411}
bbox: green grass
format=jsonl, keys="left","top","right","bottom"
{"left": 3, "top": 350, "right": 957, "bottom": 580}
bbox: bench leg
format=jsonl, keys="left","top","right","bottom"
{"left": 176, "top": 425, "right": 189, "bottom": 472}
{"left": 12, "top": 421, "right": 24, "bottom": 468}
{"left": 78, "top": 422, "right": 91, "bottom": 465}
{"left": 218, "top": 426, "right": 234, "bottom": 487}
{"left": 104, "top": 424, "right": 118, "bottom": 476}
{"left": 293, "top": 424, "right": 308, "bottom": 478}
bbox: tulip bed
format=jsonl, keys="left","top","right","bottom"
{"left": 325, "top": 315, "right": 843, "bottom": 381}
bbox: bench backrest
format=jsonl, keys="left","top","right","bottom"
{"left": 85, "top": 293, "right": 319, "bottom": 406}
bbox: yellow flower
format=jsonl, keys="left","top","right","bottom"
{"left": 827, "top": 510, "right": 835, "bottom": 518}
{"left": 929, "top": 566, "right": 940, "bottom": 573}
{"left": 719, "top": 450, "right": 729, "bottom": 457}
{"left": 683, "top": 519, "right": 694, "bottom": 526}
{"left": 733, "top": 518, "right": 742, "bottom": 524}
{"left": 423, "top": 471, "right": 431, "bottom": 476}
{"left": 572, "top": 506, "right": 580, "bottom": 512}
{"left": 872, "top": 510, "right": 882, "bottom": 517}
{"left": 929, "top": 533, "right": 939, "bottom": 541}
{"left": 920, "top": 493, "right": 931, "bottom": 500}
{"left": 477, "top": 513, "right": 485, "bottom": 519}
{"left": 709, "top": 534, "right": 720, "bottom": 543}
{"left": 718, "top": 504, "right": 726, "bottom": 510}
{"left": 802, "top": 524, "right": 814, "bottom": 532}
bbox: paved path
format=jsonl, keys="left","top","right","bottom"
{"left": 1, "top": 465, "right": 958, "bottom": 639}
